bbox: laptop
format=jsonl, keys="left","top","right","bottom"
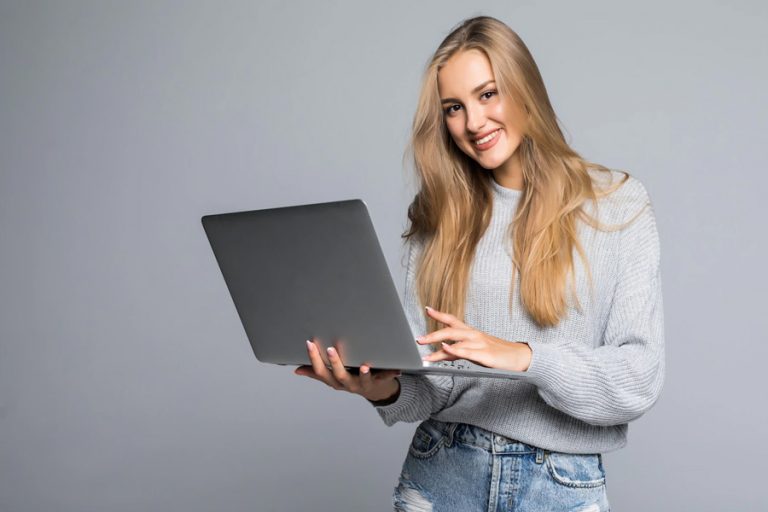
{"left": 201, "top": 199, "right": 529, "bottom": 380}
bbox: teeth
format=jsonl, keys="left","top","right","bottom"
{"left": 474, "top": 129, "right": 500, "bottom": 145}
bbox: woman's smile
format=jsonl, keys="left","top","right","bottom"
{"left": 473, "top": 128, "right": 502, "bottom": 151}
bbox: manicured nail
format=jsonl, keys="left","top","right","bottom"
{"left": 326, "top": 347, "right": 335, "bottom": 356}
{"left": 425, "top": 306, "right": 433, "bottom": 312}
{"left": 306, "top": 339, "right": 313, "bottom": 349}
{"left": 361, "top": 367, "right": 369, "bottom": 374}
{"left": 441, "top": 342, "right": 450, "bottom": 349}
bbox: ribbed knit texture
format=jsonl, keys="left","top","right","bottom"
{"left": 373, "top": 169, "right": 665, "bottom": 454}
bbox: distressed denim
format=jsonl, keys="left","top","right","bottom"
{"left": 393, "top": 418, "right": 611, "bottom": 512}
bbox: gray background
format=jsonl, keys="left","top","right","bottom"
{"left": 1, "top": 1, "right": 766, "bottom": 510}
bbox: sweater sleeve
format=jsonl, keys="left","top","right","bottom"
{"left": 523, "top": 180, "right": 666, "bottom": 427}
{"left": 371, "top": 236, "right": 455, "bottom": 426}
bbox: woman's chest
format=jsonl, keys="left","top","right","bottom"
{"left": 464, "top": 216, "right": 619, "bottom": 337}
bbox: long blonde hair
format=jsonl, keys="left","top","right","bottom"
{"left": 402, "top": 15, "right": 643, "bottom": 331}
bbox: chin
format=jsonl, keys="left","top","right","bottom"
{"left": 475, "top": 153, "right": 509, "bottom": 170}
{"left": 476, "top": 160, "right": 498, "bottom": 170}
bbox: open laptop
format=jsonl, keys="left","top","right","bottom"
{"left": 201, "top": 199, "right": 529, "bottom": 380}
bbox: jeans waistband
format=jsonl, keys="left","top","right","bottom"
{"left": 426, "top": 417, "right": 546, "bottom": 457}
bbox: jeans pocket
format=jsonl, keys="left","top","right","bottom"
{"left": 408, "top": 418, "right": 446, "bottom": 459}
{"left": 545, "top": 452, "right": 606, "bottom": 488}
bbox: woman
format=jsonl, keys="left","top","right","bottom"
{"left": 295, "top": 15, "right": 664, "bottom": 512}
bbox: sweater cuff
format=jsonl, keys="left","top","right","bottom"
{"left": 521, "top": 340, "right": 563, "bottom": 393}
{"left": 371, "top": 373, "right": 420, "bottom": 423}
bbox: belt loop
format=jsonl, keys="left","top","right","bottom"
{"left": 535, "top": 447, "right": 545, "bottom": 464}
{"left": 447, "top": 422, "right": 458, "bottom": 447}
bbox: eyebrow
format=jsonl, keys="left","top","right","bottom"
{"left": 440, "top": 80, "right": 496, "bottom": 104}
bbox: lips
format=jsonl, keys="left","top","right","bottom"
{"left": 472, "top": 128, "right": 502, "bottom": 151}
{"left": 473, "top": 128, "right": 501, "bottom": 142}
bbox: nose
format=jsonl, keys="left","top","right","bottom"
{"left": 465, "top": 104, "right": 487, "bottom": 135}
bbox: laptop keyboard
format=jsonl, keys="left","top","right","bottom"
{"left": 434, "top": 360, "right": 472, "bottom": 370}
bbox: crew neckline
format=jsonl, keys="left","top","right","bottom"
{"left": 490, "top": 176, "right": 524, "bottom": 201}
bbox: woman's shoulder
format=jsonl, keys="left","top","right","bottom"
{"left": 586, "top": 167, "right": 653, "bottom": 224}
{"left": 588, "top": 167, "right": 651, "bottom": 202}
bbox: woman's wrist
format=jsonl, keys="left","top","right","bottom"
{"left": 516, "top": 342, "right": 533, "bottom": 371}
{"left": 367, "top": 379, "right": 401, "bottom": 406}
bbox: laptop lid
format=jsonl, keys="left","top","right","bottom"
{"left": 202, "top": 199, "right": 529, "bottom": 381}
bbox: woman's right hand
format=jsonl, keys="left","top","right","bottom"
{"left": 294, "top": 338, "right": 402, "bottom": 404}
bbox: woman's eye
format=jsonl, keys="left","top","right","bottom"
{"left": 444, "top": 91, "right": 498, "bottom": 116}
{"left": 444, "top": 105, "right": 460, "bottom": 115}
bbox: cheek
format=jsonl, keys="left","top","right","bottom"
{"left": 483, "top": 102, "right": 506, "bottom": 124}
{"left": 445, "top": 120, "right": 465, "bottom": 144}
{"left": 493, "top": 97, "right": 519, "bottom": 120}
{"left": 489, "top": 101, "right": 505, "bottom": 116}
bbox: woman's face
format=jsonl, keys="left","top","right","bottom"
{"left": 437, "top": 49, "right": 528, "bottom": 184}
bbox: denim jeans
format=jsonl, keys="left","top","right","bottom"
{"left": 393, "top": 418, "right": 611, "bottom": 512}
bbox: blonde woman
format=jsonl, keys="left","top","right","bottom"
{"left": 295, "top": 15, "right": 663, "bottom": 512}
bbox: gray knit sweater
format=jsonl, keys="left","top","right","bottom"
{"left": 373, "top": 169, "right": 665, "bottom": 454}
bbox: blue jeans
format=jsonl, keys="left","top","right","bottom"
{"left": 393, "top": 418, "right": 611, "bottom": 512}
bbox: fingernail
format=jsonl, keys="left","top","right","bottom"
{"left": 425, "top": 306, "right": 433, "bottom": 311}
{"left": 415, "top": 336, "right": 423, "bottom": 342}
{"left": 326, "top": 347, "right": 335, "bottom": 356}
{"left": 441, "top": 342, "right": 450, "bottom": 349}
{"left": 361, "top": 367, "right": 369, "bottom": 374}
{"left": 306, "top": 340, "right": 313, "bottom": 349}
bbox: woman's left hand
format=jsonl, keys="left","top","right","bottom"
{"left": 417, "top": 306, "right": 533, "bottom": 372}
